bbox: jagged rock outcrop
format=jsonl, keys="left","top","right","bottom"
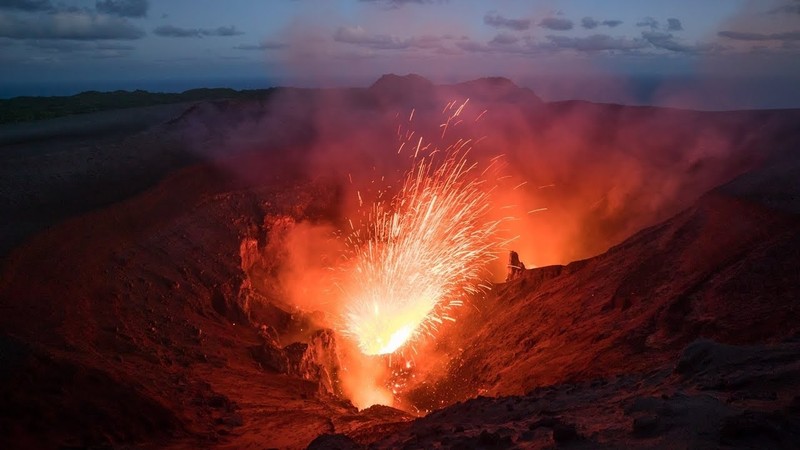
{"left": 249, "top": 327, "right": 342, "bottom": 396}
{"left": 286, "top": 329, "right": 342, "bottom": 396}
{"left": 249, "top": 326, "right": 289, "bottom": 373}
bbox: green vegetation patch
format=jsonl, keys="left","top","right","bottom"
{"left": 0, "top": 88, "right": 275, "bottom": 124}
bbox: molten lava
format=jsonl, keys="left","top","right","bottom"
{"left": 340, "top": 102, "right": 508, "bottom": 356}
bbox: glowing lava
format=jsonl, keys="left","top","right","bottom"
{"left": 341, "top": 102, "right": 507, "bottom": 356}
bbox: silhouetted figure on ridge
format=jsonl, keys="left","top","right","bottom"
{"left": 506, "top": 250, "right": 525, "bottom": 281}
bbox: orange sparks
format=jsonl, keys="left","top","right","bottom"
{"left": 340, "top": 105, "right": 508, "bottom": 356}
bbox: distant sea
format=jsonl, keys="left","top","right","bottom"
{"left": 2, "top": 75, "right": 798, "bottom": 111}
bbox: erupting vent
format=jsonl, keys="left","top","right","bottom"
{"left": 339, "top": 101, "right": 509, "bottom": 356}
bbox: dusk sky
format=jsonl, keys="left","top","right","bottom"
{"left": 1, "top": 0, "right": 799, "bottom": 108}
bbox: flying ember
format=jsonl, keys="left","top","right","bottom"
{"left": 340, "top": 101, "right": 507, "bottom": 356}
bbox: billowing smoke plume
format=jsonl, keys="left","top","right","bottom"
{"left": 177, "top": 75, "right": 771, "bottom": 408}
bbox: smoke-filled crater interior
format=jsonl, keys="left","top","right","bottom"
{"left": 241, "top": 99, "right": 515, "bottom": 412}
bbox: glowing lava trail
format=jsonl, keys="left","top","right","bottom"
{"left": 341, "top": 101, "right": 508, "bottom": 356}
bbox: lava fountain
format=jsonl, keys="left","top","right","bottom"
{"left": 339, "top": 101, "right": 510, "bottom": 357}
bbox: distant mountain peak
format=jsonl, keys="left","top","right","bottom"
{"left": 368, "top": 73, "right": 541, "bottom": 106}
{"left": 370, "top": 73, "right": 435, "bottom": 91}
{"left": 368, "top": 74, "right": 437, "bottom": 106}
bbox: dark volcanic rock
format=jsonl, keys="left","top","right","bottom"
{"left": 249, "top": 340, "right": 289, "bottom": 373}
{"left": 211, "top": 281, "right": 249, "bottom": 323}
{"left": 552, "top": 421, "right": 584, "bottom": 444}
{"left": 0, "top": 336, "right": 183, "bottom": 449}
{"left": 632, "top": 415, "right": 661, "bottom": 438}
{"left": 719, "top": 410, "right": 800, "bottom": 447}
{"left": 285, "top": 342, "right": 311, "bottom": 372}
{"left": 674, "top": 338, "right": 743, "bottom": 376}
{"left": 477, "top": 429, "right": 514, "bottom": 448}
{"left": 285, "top": 329, "right": 342, "bottom": 396}
{"left": 306, "top": 433, "right": 362, "bottom": 450}
{"left": 371, "top": 338, "right": 800, "bottom": 449}
{"left": 249, "top": 327, "right": 341, "bottom": 396}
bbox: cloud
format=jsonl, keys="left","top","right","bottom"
{"left": 455, "top": 39, "right": 489, "bottom": 53}
{"left": 641, "top": 30, "right": 722, "bottom": 53}
{"left": 208, "top": 25, "right": 242, "bottom": 36}
{"left": 489, "top": 33, "right": 519, "bottom": 46}
{"left": 718, "top": 30, "right": 800, "bottom": 41}
{"left": 641, "top": 31, "right": 690, "bottom": 52}
{"left": 582, "top": 17, "right": 598, "bottom": 30}
{"left": 408, "top": 34, "right": 445, "bottom": 49}
{"left": 454, "top": 31, "right": 721, "bottom": 56}
{"left": 583, "top": 17, "right": 623, "bottom": 29}
{"left": 636, "top": 17, "right": 659, "bottom": 29}
{"left": 154, "top": 24, "right": 244, "bottom": 38}
{"left": 0, "top": 0, "right": 53, "bottom": 11}
{"left": 234, "top": 41, "right": 287, "bottom": 50}
{"left": 769, "top": 2, "right": 800, "bottom": 15}
{"left": 666, "top": 18, "right": 683, "bottom": 31}
{"left": 483, "top": 12, "right": 530, "bottom": 31}
{"left": 358, "top": 0, "right": 437, "bottom": 9}
{"left": 95, "top": 42, "right": 135, "bottom": 50}
{"left": 456, "top": 31, "right": 714, "bottom": 56}
{"left": 25, "top": 40, "right": 88, "bottom": 52}
{"left": 95, "top": 0, "right": 148, "bottom": 18}
{"left": 0, "top": 10, "right": 144, "bottom": 40}
{"left": 545, "top": 34, "right": 647, "bottom": 52}
{"left": 359, "top": 0, "right": 432, "bottom": 4}
{"left": 152, "top": 25, "right": 197, "bottom": 37}
{"left": 539, "top": 17, "right": 573, "bottom": 31}
{"left": 89, "top": 42, "right": 136, "bottom": 58}
{"left": 27, "top": 39, "right": 134, "bottom": 51}
{"left": 334, "top": 25, "right": 407, "bottom": 49}
{"left": 21, "top": 39, "right": 135, "bottom": 59}
{"left": 333, "top": 25, "right": 443, "bottom": 50}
